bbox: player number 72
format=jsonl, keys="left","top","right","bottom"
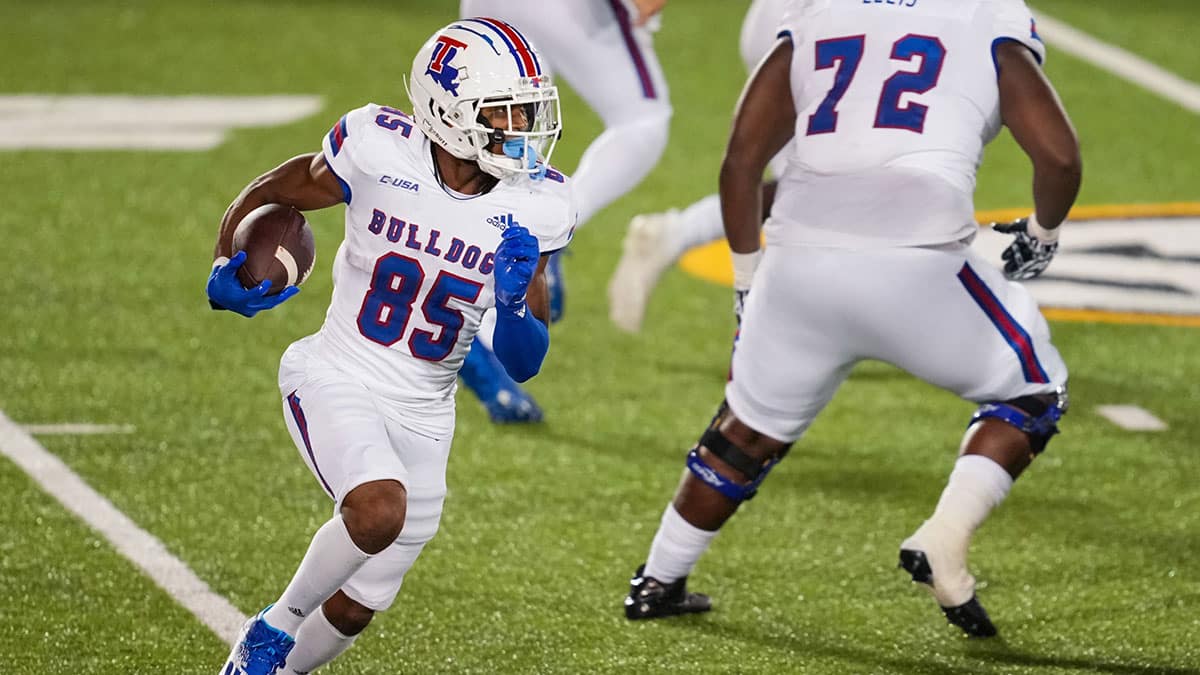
{"left": 806, "top": 33, "right": 946, "bottom": 135}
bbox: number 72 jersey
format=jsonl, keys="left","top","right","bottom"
{"left": 770, "top": 0, "right": 1046, "bottom": 248}
{"left": 308, "top": 103, "right": 575, "bottom": 437}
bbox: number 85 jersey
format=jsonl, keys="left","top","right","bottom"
{"left": 301, "top": 103, "right": 575, "bottom": 437}
{"left": 771, "top": 0, "right": 1046, "bottom": 249}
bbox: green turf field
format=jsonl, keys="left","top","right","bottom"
{"left": 1, "top": 1, "right": 1197, "bottom": 673}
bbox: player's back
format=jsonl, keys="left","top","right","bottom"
{"left": 769, "top": 0, "right": 1044, "bottom": 248}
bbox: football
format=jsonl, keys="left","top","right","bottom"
{"left": 232, "top": 203, "right": 316, "bottom": 295}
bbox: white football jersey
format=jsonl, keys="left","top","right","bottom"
{"left": 769, "top": 0, "right": 1046, "bottom": 248}
{"left": 310, "top": 103, "right": 575, "bottom": 437}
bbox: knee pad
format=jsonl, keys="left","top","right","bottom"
{"left": 685, "top": 403, "right": 790, "bottom": 502}
{"left": 971, "top": 385, "right": 1069, "bottom": 454}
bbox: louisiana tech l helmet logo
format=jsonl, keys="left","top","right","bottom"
{"left": 425, "top": 35, "right": 468, "bottom": 96}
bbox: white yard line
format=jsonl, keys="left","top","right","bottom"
{"left": 22, "top": 423, "right": 136, "bottom": 435}
{"left": 1035, "top": 13, "right": 1200, "bottom": 115}
{"left": 1095, "top": 405, "right": 1169, "bottom": 431}
{"left": 0, "top": 410, "right": 243, "bottom": 645}
{"left": 0, "top": 94, "right": 324, "bottom": 151}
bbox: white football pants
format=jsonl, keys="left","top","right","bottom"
{"left": 726, "top": 241, "right": 1068, "bottom": 443}
{"left": 278, "top": 336, "right": 450, "bottom": 610}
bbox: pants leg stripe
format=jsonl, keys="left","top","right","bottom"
{"left": 957, "top": 262, "right": 1050, "bottom": 384}
{"left": 606, "top": 0, "right": 658, "bottom": 98}
{"left": 286, "top": 391, "right": 335, "bottom": 498}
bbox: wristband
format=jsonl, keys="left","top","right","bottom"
{"left": 1027, "top": 213, "right": 1059, "bottom": 243}
{"left": 731, "top": 249, "right": 762, "bottom": 292}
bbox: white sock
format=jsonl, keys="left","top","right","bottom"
{"left": 927, "top": 455, "right": 1014, "bottom": 536}
{"left": 283, "top": 605, "right": 359, "bottom": 674}
{"left": 643, "top": 504, "right": 719, "bottom": 583}
{"left": 263, "top": 515, "right": 373, "bottom": 636}
{"left": 668, "top": 194, "right": 726, "bottom": 259}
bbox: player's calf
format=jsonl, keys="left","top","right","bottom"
{"left": 899, "top": 386, "right": 1069, "bottom": 637}
{"left": 625, "top": 404, "right": 791, "bottom": 620}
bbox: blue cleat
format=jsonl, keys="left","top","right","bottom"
{"left": 220, "top": 606, "right": 295, "bottom": 675}
{"left": 545, "top": 249, "right": 567, "bottom": 324}
{"left": 459, "top": 337, "right": 544, "bottom": 424}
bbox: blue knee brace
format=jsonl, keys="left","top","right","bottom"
{"left": 683, "top": 413, "right": 790, "bottom": 502}
{"left": 686, "top": 449, "right": 780, "bottom": 502}
{"left": 970, "top": 386, "right": 1069, "bottom": 454}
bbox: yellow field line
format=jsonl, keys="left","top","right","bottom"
{"left": 975, "top": 202, "right": 1200, "bottom": 224}
{"left": 1041, "top": 308, "right": 1200, "bottom": 327}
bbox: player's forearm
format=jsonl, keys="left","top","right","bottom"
{"left": 215, "top": 181, "right": 275, "bottom": 260}
{"left": 1031, "top": 156, "right": 1082, "bottom": 231}
{"left": 525, "top": 270, "right": 552, "bottom": 325}
{"left": 214, "top": 153, "right": 340, "bottom": 259}
{"left": 492, "top": 309, "right": 549, "bottom": 383}
{"left": 719, "top": 157, "right": 764, "bottom": 254}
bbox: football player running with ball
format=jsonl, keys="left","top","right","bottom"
{"left": 207, "top": 19, "right": 574, "bottom": 675}
{"left": 624, "top": 0, "right": 1080, "bottom": 638}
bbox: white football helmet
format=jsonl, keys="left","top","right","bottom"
{"left": 408, "top": 17, "right": 562, "bottom": 180}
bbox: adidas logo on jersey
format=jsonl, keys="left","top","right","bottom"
{"left": 487, "top": 213, "right": 520, "bottom": 230}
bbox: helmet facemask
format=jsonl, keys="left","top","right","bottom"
{"left": 463, "top": 80, "right": 561, "bottom": 180}
{"left": 407, "top": 75, "right": 561, "bottom": 180}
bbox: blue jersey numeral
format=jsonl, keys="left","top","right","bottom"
{"left": 806, "top": 36, "right": 866, "bottom": 136}
{"left": 375, "top": 107, "right": 414, "bottom": 137}
{"left": 875, "top": 35, "right": 946, "bottom": 133}
{"left": 806, "top": 33, "right": 946, "bottom": 136}
{"left": 357, "top": 254, "right": 483, "bottom": 361}
{"left": 408, "top": 271, "right": 483, "bottom": 361}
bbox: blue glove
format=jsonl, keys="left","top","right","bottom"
{"left": 206, "top": 250, "right": 300, "bottom": 317}
{"left": 503, "top": 138, "right": 548, "bottom": 180}
{"left": 493, "top": 225, "right": 541, "bottom": 313}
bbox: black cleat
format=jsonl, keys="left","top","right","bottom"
{"left": 941, "top": 596, "right": 998, "bottom": 638}
{"left": 624, "top": 564, "right": 712, "bottom": 620}
{"left": 899, "top": 548, "right": 997, "bottom": 638}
